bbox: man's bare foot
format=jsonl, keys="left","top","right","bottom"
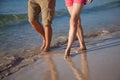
{"left": 64, "top": 49, "right": 70, "bottom": 60}
{"left": 40, "top": 41, "right": 46, "bottom": 51}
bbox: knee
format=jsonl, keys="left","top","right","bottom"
{"left": 29, "top": 19, "right": 40, "bottom": 28}
{"left": 77, "top": 18, "right": 82, "bottom": 26}
{"left": 28, "top": 20, "right": 36, "bottom": 25}
{"left": 70, "top": 16, "right": 78, "bottom": 27}
{"left": 44, "top": 24, "right": 52, "bottom": 29}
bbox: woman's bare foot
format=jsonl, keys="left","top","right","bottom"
{"left": 43, "top": 47, "right": 50, "bottom": 52}
{"left": 64, "top": 49, "right": 70, "bottom": 60}
{"left": 75, "top": 47, "right": 86, "bottom": 53}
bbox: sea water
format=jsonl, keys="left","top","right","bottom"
{"left": 0, "top": 0, "right": 120, "bottom": 56}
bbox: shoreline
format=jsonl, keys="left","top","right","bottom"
{"left": 0, "top": 0, "right": 120, "bottom": 79}
{"left": 1, "top": 31, "right": 120, "bottom": 80}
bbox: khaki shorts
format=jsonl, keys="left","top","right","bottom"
{"left": 28, "top": 0, "right": 55, "bottom": 25}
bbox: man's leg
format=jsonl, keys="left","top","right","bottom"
{"left": 29, "top": 21, "right": 46, "bottom": 51}
{"left": 43, "top": 24, "right": 52, "bottom": 52}
{"left": 28, "top": 1, "right": 46, "bottom": 51}
{"left": 40, "top": 0, "right": 55, "bottom": 52}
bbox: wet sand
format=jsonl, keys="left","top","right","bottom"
{"left": 1, "top": 31, "right": 120, "bottom": 80}
{"left": 1, "top": 0, "right": 120, "bottom": 80}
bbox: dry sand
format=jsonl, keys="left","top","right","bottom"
{"left": 1, "top": 31, "right": 120, "bottom": 80}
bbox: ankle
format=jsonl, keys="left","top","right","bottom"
{"left": 43, "top": 46, "right": 50, "bottom": 52}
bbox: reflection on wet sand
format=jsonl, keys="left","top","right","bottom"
{"left": 65, "top": 51, "right": 90, "bottom": 80}
{"left": 44, "top": 53, "right": 59, "bottom": 80}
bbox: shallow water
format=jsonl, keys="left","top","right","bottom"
{"left": 2, "top": 35, "right": 120, "bottom": 80}
{"left": 0, "top": 0, "right": 120, "bottom": 57}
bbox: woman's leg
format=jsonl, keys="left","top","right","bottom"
{"left": 64, "top": 3, "right": 84, "bottom": 59}
{"left": 76, "top": 18, "right": 86, "bottom": 52}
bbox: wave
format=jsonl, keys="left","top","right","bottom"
{"left": 51, "top": 36, "right": 68, "bottom": 48}
{"left": 50, "top": 27, "right": 120, "bottom": 48}
{"left": 83, "top": 0, "right": 120, "bottom": 13}
{"left": 0, "top": 0, "right": 120, "bottom": 26}
{"left": 55, "top": 0, "right": 120, "bottom": 16}
{"left": 0, "top": 14, "right": 28, "bottom": 26}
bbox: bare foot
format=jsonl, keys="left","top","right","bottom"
{"left": 40, "top": 41, "right": 46, "bottom": 51}
{"left": 64, "top": 49, "right": 70, "bottom": 60}
{"left": 42, "top": 47, "right": 50, "bottom": 52}
{"left": 75, "top": 47, "right": 86, "bottom": 53}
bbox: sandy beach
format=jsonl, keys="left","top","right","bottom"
{"left": 0, "top": 0, "right": 120, "bottom": 80}
{"left": 1, "top": 31, "right": 120, "bottom": 80}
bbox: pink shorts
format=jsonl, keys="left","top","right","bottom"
{"left": 65, "top": 0, "right": 86, "bottom": 6}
